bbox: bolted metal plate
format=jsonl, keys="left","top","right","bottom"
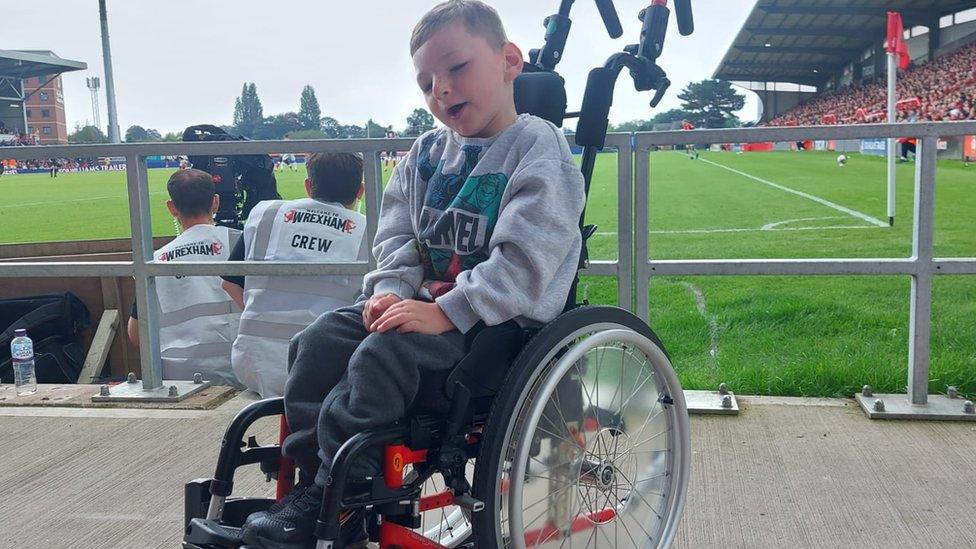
{"left": 684, "top": 389, "right": 739, "bottom": 415}
{"left": 91, "top": 379, "right": 212, "bottom": 403}
{"left": 854, "top": 393, "right": 976, "bottom": 421}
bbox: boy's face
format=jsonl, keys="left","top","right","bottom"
{"left": 413, "top": 23, "right": 523, "bottom": 138}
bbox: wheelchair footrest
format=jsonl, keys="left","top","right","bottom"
{"left": 184, "top": 518, "right": 244, "bottom": 549}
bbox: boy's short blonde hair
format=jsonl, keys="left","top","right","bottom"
{"left": 410, "top": 0, "right": 508, "bottom": 56}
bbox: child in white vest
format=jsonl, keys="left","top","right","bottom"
{"left": 221, "top": 153, "right": 367, "bottom": 398}
{"left": 127, "top": 169, "right": 242, "bottom": 387}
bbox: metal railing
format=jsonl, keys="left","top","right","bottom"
{"left": 0, "top": 133, "right": 632, "bottom": 391}
{"left": 2, "top": 122, "right": 974, "bottom": 408}
{"left": 634, "top": 121, "right": 976, "bottom": 406}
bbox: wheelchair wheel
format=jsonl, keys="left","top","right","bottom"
{"left": 472, "top": 306, "right": 690, "bottom": 548}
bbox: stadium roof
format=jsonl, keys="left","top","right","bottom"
{"left": 713, "top": 0, "right": 976, "bottom": 86}
{"left": 0, "top": 49, "right": 87, "bottom": 80}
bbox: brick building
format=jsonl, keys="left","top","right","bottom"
{"left": 25, "top": 73, "right": 68, "bottom": 144}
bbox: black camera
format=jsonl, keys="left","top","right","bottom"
{"left": 181, "top": 125, "right": 281, "bottom": 229}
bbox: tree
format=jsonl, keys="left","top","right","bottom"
{"left": 233, "top": 82, "right": 264, "bottom": 137}
{"left": 677, "top": 79, "right": 745, "bottom": 129}
{"left": 68, "top": 124, "right": 108, "bottom": 143}
{"left": 125, "top": 125, "right": 163, "bottom": 142}
{"left": 298, "top": 85, "right": 322, "bottom": 131}
{"left": 403, "top": 108, "right": 435, "bottom": 136}
{"left": 651, "top": 108, "right": 694, "bottom": 125}
{"left": 611, "top": 119, "right": 654, "bottom": 133}
{"left": 161, "top": 131, "right": 181, "bottom": 142}
{"left": 340, "top": 124, "right": 366, "bottom": 139}
{"left": 365, "top": 119, "right": 388, "bottom": 138}
{"left": 287, "top": 129, "right": 327, "bottom": 140}
{"left": 320, "top": 117, "right": 342, "bottom": 139}
{"left": 125, "top": 125, "right": 149, "bottom": 142}
{"left": 257, "top": 112, "right": 302, "bottom": 140}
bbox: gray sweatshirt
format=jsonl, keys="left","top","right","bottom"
{"left": 363, "top": 114, "right": 585, "bottom": 333}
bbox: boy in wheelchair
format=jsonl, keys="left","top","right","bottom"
{"left": 240, "top": 1, "right": 586, "bottom": 547}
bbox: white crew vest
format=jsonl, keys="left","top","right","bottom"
{"left": 232, "top": 198, "right": 367, "bottom": 397}
{"left": 153, "top": 224, "right": 242, "bottom": 386}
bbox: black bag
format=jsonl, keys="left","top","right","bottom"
{"left": 0, "top": 293, "right": 91, "bottom": 384}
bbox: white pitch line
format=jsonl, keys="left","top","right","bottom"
{"left": 8, "top": 192, "right": 167, "bottom": 209}
{"left": 760, "top": 216, "right": 842, "bottom": 230}
{"left": 697, "top": 156, "right": 889, "bottom": 227}
{"left": 595, "top": 224, "right": 880, "bottom": 237}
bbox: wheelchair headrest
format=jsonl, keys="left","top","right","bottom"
{"left": 514, "top": 71, "right": 567, "bottom": 128}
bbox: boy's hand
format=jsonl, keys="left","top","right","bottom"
{"left": 363, "top": 293, "right": 402, "bottom": 329}
{"left": 370, "top": 300, "right": 456, "bottom": 335}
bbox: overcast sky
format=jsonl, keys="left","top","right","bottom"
{"left": 8, "top": 0, "right": 760, "bottom": 135}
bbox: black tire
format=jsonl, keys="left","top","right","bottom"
{"left": 470, "top": 306, "right": 669, "bottom": 547}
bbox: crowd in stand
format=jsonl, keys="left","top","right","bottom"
{"left": 767, "top": 40, "right": 976, "bottom": 126}
{"left": 2, "top": 158, "right": 123, "bottom": 172}
{"left": 0, "top": 122, "right": 37, "bottom": 146}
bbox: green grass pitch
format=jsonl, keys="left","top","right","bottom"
{"left": 1, "top": 151, "right": 973, "bottom": 398}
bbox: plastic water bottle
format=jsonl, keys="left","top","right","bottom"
{"left": 10, "top": 329, "right": 37, "bottom": 396}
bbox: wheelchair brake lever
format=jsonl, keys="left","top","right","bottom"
{"left": 650, "top": 79, "right": 670, "bottom": 108}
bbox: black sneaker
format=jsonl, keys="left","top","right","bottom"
{"left": 241, "top": 483, "right": 322, "bottom": 549}
{"left": 242, "top": 481, "right": 313, "bottom": 530}
{"left": 241, "top": 484, "right": 368, "bottom": 549}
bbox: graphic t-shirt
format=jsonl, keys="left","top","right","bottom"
{"left": 413, "top": 134, "right": 510, "bottom": 298}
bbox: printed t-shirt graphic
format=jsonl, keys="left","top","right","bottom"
{"left": 415, "top": 132, "right": 509, "bottom": 299}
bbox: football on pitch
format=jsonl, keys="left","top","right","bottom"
{"left": 836, "top": 154, "right": 848, "bottom": 166}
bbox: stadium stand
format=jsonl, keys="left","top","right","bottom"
{"left": 713, "top": 0, "right": 976, "bottom": 127}
{"left": 767, "top": 40, "right": 976, "bottom": 126}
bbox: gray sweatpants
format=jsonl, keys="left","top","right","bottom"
{"left": 282, "top": 302, "right": 467, "bottom": 486}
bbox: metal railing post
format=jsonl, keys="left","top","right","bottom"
{"left": 363, "top": 151, "right": 383, "bottom": 272}
{"left": 124, "top": 154, "right": 163, "bottom": 390}
{"left": 907, "top": 136, "right": 938, "bottom": 405}
{"left": 634, "top": 141, "right": 651, "bottom": 323}
{"left": 616, "top": 136, "right": 634, "bottom": 311}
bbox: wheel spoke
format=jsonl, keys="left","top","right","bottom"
{"left": 615, "top": 468, "right": 664, "bottom": 521}
{"left": 605, "top": 488, "right": 643, "bottom": 548}
{"left": 628, "top": 406, "right": 665, "bottom": 451}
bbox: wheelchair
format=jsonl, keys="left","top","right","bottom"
{"left": 184, "top": 2, "right": 695, "bottom": 547}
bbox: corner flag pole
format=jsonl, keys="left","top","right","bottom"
{"left": 885, "top": 11, "right": 908, "bottom": 227}
{"left": 887, "top": 50, "right": 896, "bottom": 227}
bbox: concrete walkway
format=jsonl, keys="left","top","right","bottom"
{"left": 0, "top": 395, "right": 973, "bottom": 548}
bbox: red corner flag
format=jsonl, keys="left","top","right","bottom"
{"left": 886, "top": 12, "right": 911, "bottom": 70}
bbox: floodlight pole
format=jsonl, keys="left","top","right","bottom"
{"left": 86, "top": 77, "right": 101, "bottom": 129}
{"left": 99, "top": 0, "right": 121, "bottom": 143}
{"left": 886, "top": 52, "right": 896, "bottom": 227}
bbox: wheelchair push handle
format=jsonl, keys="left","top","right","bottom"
{"left": 674, "top": 0, "right": 695, "bottom": 35}
{"left": 637, "top": 0, "right": 695, "bottom": 61}
{"left": 594, "top": 0, "right": 624, "bottom": 38}
{"left": 530, "top": 0, "right": 624, "bottom": 72}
